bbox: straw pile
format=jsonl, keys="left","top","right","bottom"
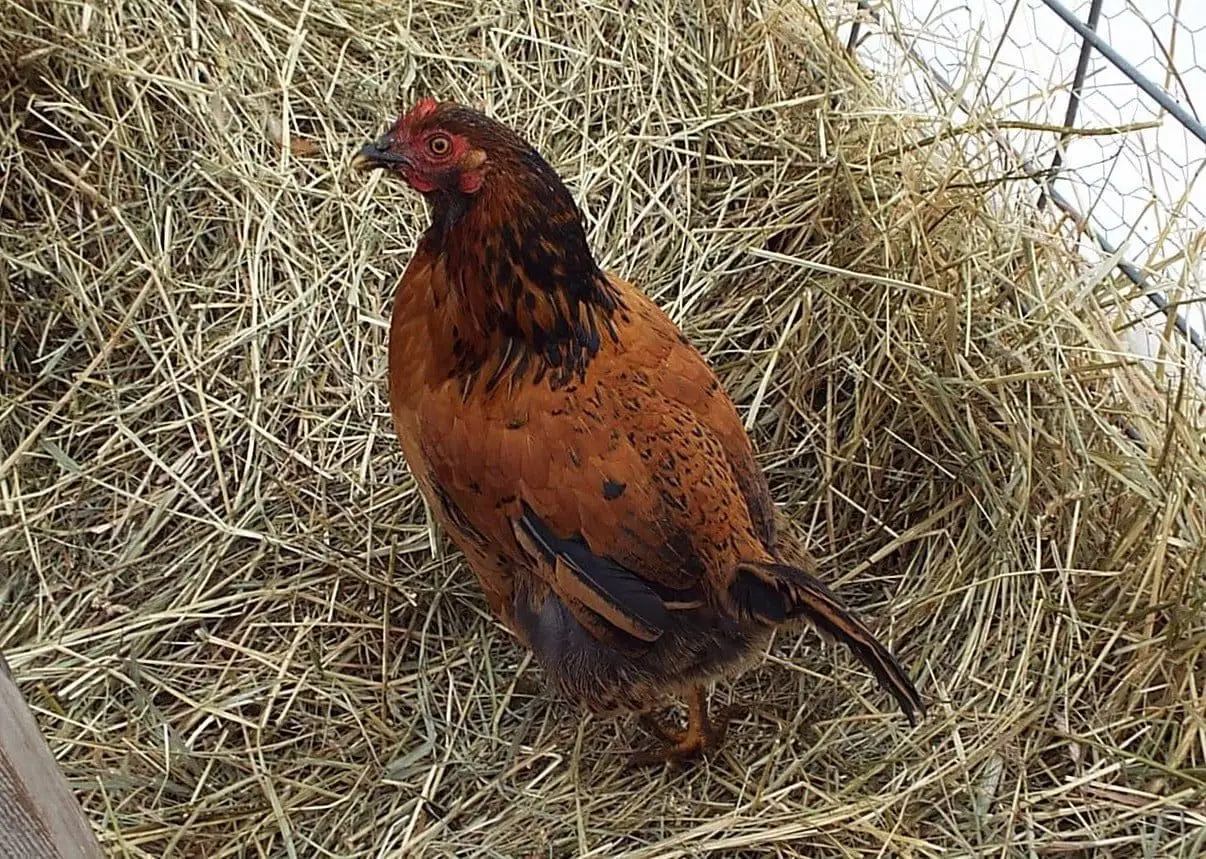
{"left": 3, "top": 0, "right": 1205, "bottom": 855}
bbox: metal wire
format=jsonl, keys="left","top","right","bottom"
{"left": 1039, "top": 0, "right": 1206, "bottom": 147}
{"left": 846, "top": 0, "right": 871, "bottom": 53}
{"left": 843, "top": 0, "right": 1205, "bottom": 358}
{"left": 1037, "top": 0, "right": 1104, "bottom": 211}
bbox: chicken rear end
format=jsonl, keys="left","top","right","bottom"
{"left": 351, "top": 99, "right": 924, "bottom": 765}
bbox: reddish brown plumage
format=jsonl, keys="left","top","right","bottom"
{"left": 354, "top": 100, "right": 924, "bottom": 764}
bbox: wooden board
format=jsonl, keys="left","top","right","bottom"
{"left": 0, "top": 651, "right": 104, "bottom": 858}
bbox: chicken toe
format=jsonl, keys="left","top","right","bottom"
{"left": 626, "top": 687, "right": 732, "bottom": 768}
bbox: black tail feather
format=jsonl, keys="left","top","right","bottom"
{"left": 731, "top": 561, "right": 925, "bottom": 724}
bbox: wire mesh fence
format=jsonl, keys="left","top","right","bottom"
{"left": 835, "top": 0, "right": 1206, "bottom": 383}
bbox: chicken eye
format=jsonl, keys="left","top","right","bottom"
{"left": 428, "top": 135, "right": 452, "bottom": 156}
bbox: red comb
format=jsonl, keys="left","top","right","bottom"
{"left": 407, "top": 97, "right": 439, "bottom": 122}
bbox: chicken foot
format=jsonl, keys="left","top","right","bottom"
{"left": 627, "top": 686, "right": 733, "bottom": 768}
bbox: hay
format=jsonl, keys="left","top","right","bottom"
{"left": 2, "top": 0, "right": 1205, "bottom": 855}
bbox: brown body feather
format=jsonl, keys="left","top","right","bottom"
{"left": 363, "top": 101, "right": 923, "bottom": 754}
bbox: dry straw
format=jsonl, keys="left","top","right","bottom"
{"left": 3, "top": 0, "right": 1205, "bottom": 856}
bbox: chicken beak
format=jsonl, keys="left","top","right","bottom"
{"left": 350, "top": 140, "right": 411, "bottom": 171}
{"left": 349, "top": 147, "right": 377, "bottom": 171}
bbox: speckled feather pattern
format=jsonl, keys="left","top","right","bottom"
{"left": 376, "top": 101, "right": 923, "bottom": 728}
{"left": 390, "top": 270, "right": 778, "bottom": 711}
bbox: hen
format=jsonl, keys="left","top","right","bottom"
{"left": 352, "top": 99, "right": 924, "bottom": 765}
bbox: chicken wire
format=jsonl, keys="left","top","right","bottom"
{"left": 834, "top": 0, "right": 1206, "bottom": 383}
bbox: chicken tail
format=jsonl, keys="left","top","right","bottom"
{"left": 729, "top": 560, "right": 924, "bottom": 725}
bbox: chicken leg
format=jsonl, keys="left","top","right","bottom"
{"left": 627, "top": 686, "right": 733, "bottom": 767}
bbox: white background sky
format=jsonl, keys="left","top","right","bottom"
{"left": 841, "top": 0, "right": 1206, "bottom": 387}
